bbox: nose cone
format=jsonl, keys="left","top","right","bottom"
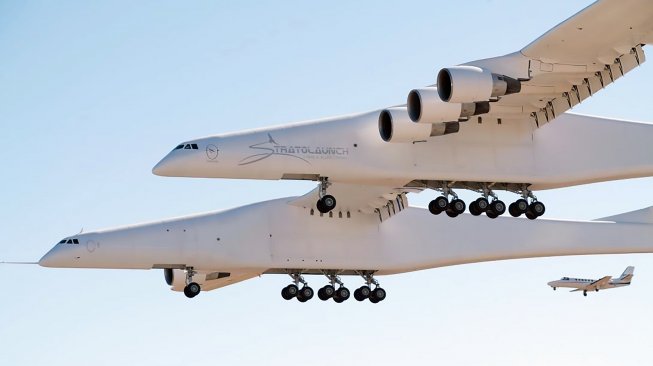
{"left": 39, "top": 246, "right": 69, "bottom": 268}
{"left": 152, "top": 153, "right": 176, "bottom": 176}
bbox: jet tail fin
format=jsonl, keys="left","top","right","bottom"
{"left": 598, "top": 207, "right": 653, "bottom": 224}
{"left": 618, "top": 266, "right": 635, "bottom": 283}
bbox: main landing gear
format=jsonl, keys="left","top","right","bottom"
{"left": 508, "top": 187, "right": 545, "bottom": 220}
{"left": 427, "top": 182, "right": 546, "bottom": 220}
{"left": 183, "top": 267, "right": 201, "bottom": 298}
{"left": 428, "top": 185, "right": 465, "bottom": 218}
{"left": 280, "top": 272, "right": 386, "bottom": 304}
{"left": 468, "top": 185, "right": 505, "bottom": 219}
{"left": 316, "top": 177, "right": 336, "bottom": 214}
{"left": 281, "top": 273, "right": 314, "bottom": 302}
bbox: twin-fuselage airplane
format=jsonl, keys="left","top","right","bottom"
{"left": 37, "top": 0, "right": 653, "bottom": 302}
{"left": 548, "top": 266, "right": 635, "bottom": 296}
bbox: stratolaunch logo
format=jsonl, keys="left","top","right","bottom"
{"left": 238, "top": 133, "right": 349, "bottom": 166}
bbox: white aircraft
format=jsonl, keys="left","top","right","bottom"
{"left": 33, "top": 1, "right": 653, "bottom": 301}
{"left": 153, "top": 0, "right": 653, "bottom": 220}
{"left": 547, "top": 266, "right": 635, "bottom": 296}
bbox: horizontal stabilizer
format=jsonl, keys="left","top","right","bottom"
{"left": 598, "top": 206, "right": 653, "bottom": 224}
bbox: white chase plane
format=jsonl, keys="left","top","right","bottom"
{"left": 36, "top": 1, "right": 653, "bottom": 302}
{"left": 548, "top": 266, "right": 635, "bottom": 296}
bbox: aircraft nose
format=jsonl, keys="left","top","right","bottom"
{"left": 39, "top": 246, "right": 69, "bottom": 268}
{"left": 152, "top": 153, "right": 177, "bottom": 176}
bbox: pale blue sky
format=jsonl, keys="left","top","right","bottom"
{"left": 2, "top": 1, "right": 653, "bottom": 365}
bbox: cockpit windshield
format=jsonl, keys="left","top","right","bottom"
{"left": 562, "top": 277, "right": 569, "bottom": 280}
{"left": 174, "top": 143, "right": 198, "bottom": 151}
{"left": 59, "top": 239, "right": 79, "bottom": 244}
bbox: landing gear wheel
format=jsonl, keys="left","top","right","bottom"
{"left": 583, "top": 290, "right": 587, "bottom": 297}
{"left": 183, "top": 282, "right": 201, "bottom": 298}
{"left": 469, "top": 201, "right": 482, "bottom": 216}
{"left": 354, "top": 286, "right": 371, "bottom": 301}
{"left": 475, "top": 197, "right": 489, "bottom": 212}
{"left": 316, "top": 199, "right": 327, "bottom": 214}
{"left": 321, "top": 195, "right": 336, "bottom": 211}
{"left": 486, "top": 210, "right": 499, "bottom": 219}
{"left": 529, "top": 201, "right": 546, "bottom": 217}
{"left": 433, "top": 196, "right": 449, "bottom": 211}
{"left": 281, "top": 284, "right": 298, "bottom": 300}
{"left": 316, "top": 195, "right": 336, "bottom": 213}
{"left": 333, "top": 287, "right": 350, "bottom": 303}
{"left": 369, "top": 287, "right": 387, "bottom": 303}
{"left": 428, "top": 200, "right": 442, "bottom": 215}
{"left": 490, "top": 200, "right": 506, "bottom": 216}
{"left": 450, "top": 199, "right": 466, "bottom": 215}
{"left": 445, "top": 209, "right": 459, "bottom": 218}
{"left": 553, "top": 287, "right": 557, "bottom": 291}
{"left": 318, "top": 285, "right": 335, "bottom": 301}
{"left": 297, "top": 286, "right": 314, "bottom": 302}
{"left": 509, "top": 203, "right": 520, "bottom": 217}
{"left": 525, "top": 210, "right": 537, "bottom": 220}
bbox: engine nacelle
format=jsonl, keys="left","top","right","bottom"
{"left": 436, "top": 66, "right": 521, "bottom": 103}
{"left": 407, "top": 87, "right": 489, "bottom": 124}
{"left": 164, "top": 268, "right": 188, "bottom": 291}
{"left": 379, "top": 107, "right": 459, "bottom": 143}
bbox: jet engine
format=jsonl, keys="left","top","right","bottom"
{"left": 436, "top": 66, "right": 521, "bottom": 103}
{"left": 407, "top": 87, "right": 489, "bottom": 124}
{"left": 379, "top": 107, "right": 459, "bottom": 143}
{"left": 164, "top": 268, "right": 188, "bottom": 291}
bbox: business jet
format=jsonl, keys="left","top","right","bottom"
{"left": 548, "top": 266, "right": 635, "bottom": 296}
{"left": 31, "top": 1, "right": 653, "bottom": 302}
{"left": 154, "top": 0, "right": 653, "bottom": 221}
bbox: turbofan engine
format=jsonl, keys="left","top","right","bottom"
{"left": 164, "top": 268, "right": 189, "bottom": 291}
{"left": 436, "top": 66, "right": 521, "bottom": 103}
{"left": 407, "top": 87, "right": 489, "bottom": 124}
{"left": 379, "top": 107, "right": 459, "bottom": 143}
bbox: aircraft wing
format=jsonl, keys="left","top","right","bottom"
{"left": 455, "top": 0, "right": 653, "bottom": 127}
{"left": 288, "top": 182, "right": 420, "bottom": 221}
{"left": 585, "top": 276, "right": 613, "bottom": 291}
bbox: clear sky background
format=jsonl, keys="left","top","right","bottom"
{"left": 2, "top": 1, "right": 653, "bottom": 365}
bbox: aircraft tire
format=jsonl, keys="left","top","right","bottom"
{"left": 281, "top": 284, "right": 298, "bottom": 300}
{"left": 486, "top": 209, "right": 499, "bottom": 219}
{"left": 451, "top": 199, "right": 466, "bottom": 214}
{"left": 445, "top": 209, "right": 459, "bottom": 218}
{"left": 530, "top": 201, "right": 546, "bottom": 217}
{"left": 433, "top": 196, "right": 449, "bottom": 211}
{"left": 428, "top": 200, "right": 442, "bottom": 215}
{"left": 184, "top": 282, "right": 201, "bottom": 298}
{"left": 469, "top": 202, "right": 482, "bottom": 216}
{"left": 321, "top": 195, "right": 336, "bottom": 212}
{"left": 475, "top": 197, "right": 489, "bottom": 212}
{"left": 490, "top": 200, "right": 506, "bottom": 215}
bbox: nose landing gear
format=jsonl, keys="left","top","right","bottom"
{"left": 316, "top": 177, "right": 336, "bottom": 214}
{"left": 183, "top": 267, "right": 201, "bottom": 298}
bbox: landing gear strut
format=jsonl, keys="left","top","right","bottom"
{"left": 316, "top": 177, "right": 336, "bottom": 214}
{"left": 354, "top": 272, "right": 386, "bottom": 303}
{"left": 281, "top": 272, "right": 314, "bottom": 302}
{"left": 183, "top": 267, "right": 201, "bottom": 298}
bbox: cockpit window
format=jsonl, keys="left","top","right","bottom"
{"left": 60, "top": 238, "right": 80, "bottom": 244}
{"left": 59, "top": 239, "right": 66, "bottom": 244}
{"left": 175, "top": 143, "right": 199, "bottom": 151}
{"left": 73, "top": 239, "right": 79, "bottom": 244}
